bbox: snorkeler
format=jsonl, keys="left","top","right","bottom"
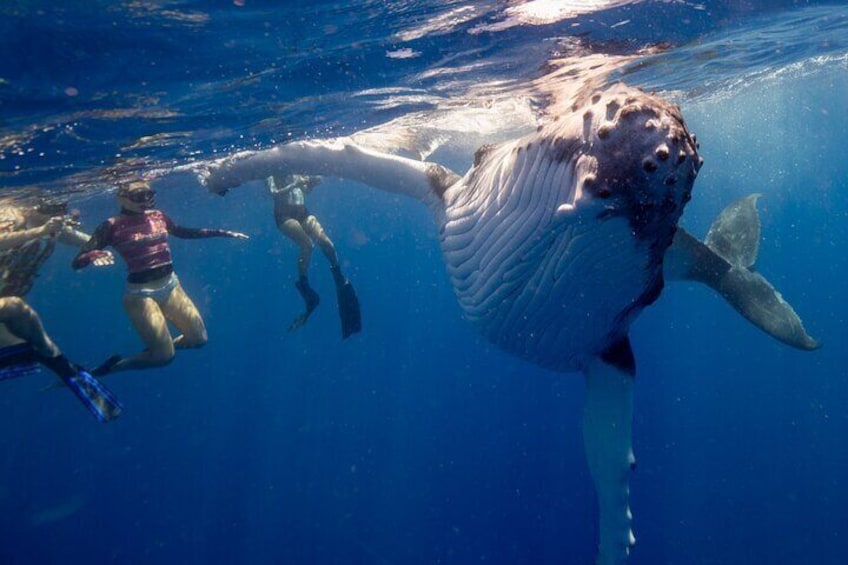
{"left": 0, "top": 200, "right": 121, "bottom": 422}
{"left": 72, "top": 180, "right": 249, "bottom": 376}
{"left": 267, "top": 174, "right": 361, "bottom": 338}
{"left": 0, "top": 197, "right": 113, "bottom": 296}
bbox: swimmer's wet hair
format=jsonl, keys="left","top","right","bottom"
{"left": 34, "top": 198, "right": 68, "bottom": 216}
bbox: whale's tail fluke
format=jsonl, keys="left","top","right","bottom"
{"left": 665, "top": 194, "right": 820, "bottom": 350}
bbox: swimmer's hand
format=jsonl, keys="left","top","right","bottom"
{"left": 62, "top": 216, "right": 81, "bottom": 229}
{"left": 59, "top": 216, "right": 82, "bottom": 236}
{"left": 40, "top": 217, "right": 66, "bottom": 237}
{"left": 224, "top": 231, "right": 249, "bottom": 240}
{"left": 41, "top": 216, "right": 82, "bottom": 239}
{"left": 300, "top": 175, "right": 322, "bottom": 194}
{"left": 90, "top": 250, "right": 115, "bottom": 267}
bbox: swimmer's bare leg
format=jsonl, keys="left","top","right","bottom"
{"left": 304, "top": 216, "right": 361, "bottom": 338}
{"left": 163, "top": 281, "right": 208, "bottom": 349}
{"left": 279, "top": 218, "right": 315, "bottom": 278}
{"left": 279, "top": 218, "right": 320, "bottom": 331}
{"left": 0, "top": 297, "right": 60, "bottom": 358}
{"left": 304, "top": 215, "right": 339, "bottom": 268}
{"left": 94, "top": 294, "right": 175, "bottom": 375}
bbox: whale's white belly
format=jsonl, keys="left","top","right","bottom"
{"left": 442, "top": 199, "right": 657, "bottom": 373}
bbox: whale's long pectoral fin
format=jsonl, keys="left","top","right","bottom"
{"left": 196, "top": 138, "right": 460, "bottom": 214}
{"left": 583, "top": 340, "right": 636, "bottom": 565}
{"left": 664, "top": 194, "right": 820, "bottom": 350}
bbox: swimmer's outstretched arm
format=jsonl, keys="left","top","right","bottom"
{"left": 0, "top": 217, "right": 64, "bottom": 250}
{"left": 163, "top": 213, "right": 248, "bottom": 240}
{"left": 71, "top": 223, "right": 115, "bottom": 269}
{"left": 58, "top": 225, "right": 91, "bottom": 247}
{"left": 198, "top": 139, "right": 460, "bottom": 213}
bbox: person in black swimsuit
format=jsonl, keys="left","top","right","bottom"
{"left": 267, "top": 174, "right": 361, "bottom": 338}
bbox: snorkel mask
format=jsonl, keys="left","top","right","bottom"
{"left": 117, "top": 180, "right": 156, "bottom": 210}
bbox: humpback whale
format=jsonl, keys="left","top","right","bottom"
{"left": 196, "top": 83, "right": 818, "bottom": 564}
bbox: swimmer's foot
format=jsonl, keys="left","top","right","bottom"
{"left": 91, "top": 354, "right": 123, "bottom": 377}
{"left": 289, "top": 277, "right": 320, "bottom": 332}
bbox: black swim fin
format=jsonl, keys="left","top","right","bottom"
{"left": 289, "top": 276, "right": 320, "bottom": 332}
{"left": 39, "top": 354, "right": 123, "bottom": 423}
{"left": 91, "top": 354, "right": 123, "bottom": 377}
{"left": 332, "top": 267, "right": 361, "bottom": 339}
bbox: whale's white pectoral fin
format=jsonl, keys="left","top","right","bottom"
{"left": 583, "top": 341, "right": 636, "bottom": 565}
{"left": 665, "top": 195, "right": 820, "bottom": 351}
{"left": 197, "top": 138, "right": 459, "bottom": 213}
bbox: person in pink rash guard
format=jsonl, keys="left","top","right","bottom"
{"left": 72, "top": 180, "right": 248, "bottom": 376}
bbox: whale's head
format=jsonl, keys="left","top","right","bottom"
{"left": 556, "top": 84, "right": 703, "bottom": 252}
{"left": 441, "top": 83, "right": 703, "bottom": 372}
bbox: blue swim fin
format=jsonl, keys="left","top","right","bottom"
{"left": 0, "top": 343, "right": 41, "bottom": 381}
{"left": 0, "top": 362, "right": 40, "bottom": 382}
{"left": 62, "top": 369, "right": 123, "bottom": 423}
{"left": 39, "top": 354, "right": 123, "bottom": 423}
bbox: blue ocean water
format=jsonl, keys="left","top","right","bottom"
{"left": 1, "top": 1, "right": 847, "bottom": 564}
